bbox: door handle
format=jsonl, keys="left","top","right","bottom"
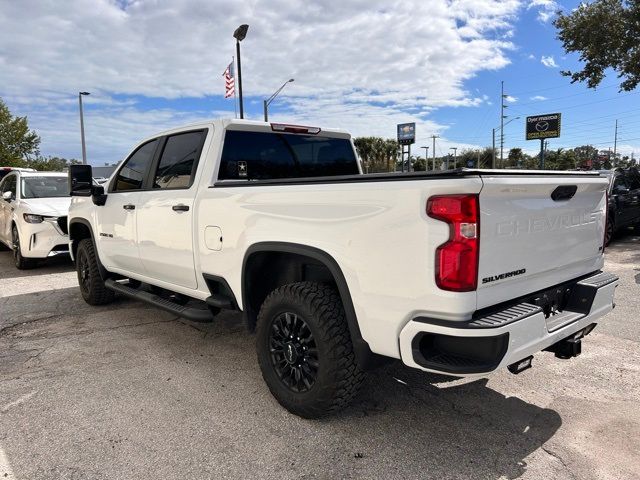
{"left": 172, "top": 204, "right": 190, "bottom": 212}
{"left": 123, "top": 204, "right": 135, "bottom": 210}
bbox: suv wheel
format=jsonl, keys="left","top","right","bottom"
{"left": 12, "top": 225, "right": 36, "bottom": 269}
{"left": 256, "top": 282, "right": 364, "bottom": 418}
{"left": 76, "top": 238, "right": 115, "bottom": 305}
{"left": 605, "top": 218, "right": 614, "bottom": 246}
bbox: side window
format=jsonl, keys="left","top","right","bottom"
{"left": 113, "top": 139, "right": 158, "bottom": 192}
{"left": 153, "top": 130, "right": 205, "bottom": 189}
{"left": 613, "top": 175, "right": 628, "bottom": 191}
{"left": 626, "top": 173, "right": 640, "bottom": 190}
{"left": 2, "top": 175, "right": 16, "bottom": 199}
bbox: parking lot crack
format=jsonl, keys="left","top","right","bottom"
{"left": 541, "top": 446, "right": 577, "bottom": 480}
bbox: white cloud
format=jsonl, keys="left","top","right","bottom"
{"left": 541, "top": 55, "right": 559, "bottom": 68}
{"left": 504, "top": 95, "right": 518, "bottom": 103}
{"left": 528, "top": 0, "right": 558, "bottom": 22}
{"left": 527, "top": 54, "right": 536, "bottom": 60}
{"left": 530, "top": 95, "right": 547, "bottom": 100}
{"left": 0, "top": 0, "right": 521, "bottom": 163}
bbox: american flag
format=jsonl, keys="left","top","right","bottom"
{"left": 223, "top": 61, "right": 235, "bottom": 99}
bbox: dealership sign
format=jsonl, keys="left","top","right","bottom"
{"left": 397, "top": 123, "right": 416, "bottom": 145}
{"left": 526, "top": 113, "right": 561, "bottom": 140}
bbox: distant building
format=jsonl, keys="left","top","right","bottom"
{"left": 92, "top": 165, "right": 117, "bottom": 178}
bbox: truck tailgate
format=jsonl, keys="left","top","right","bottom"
{"left": 477, "top": 173, "right": 607, "bottom": 309}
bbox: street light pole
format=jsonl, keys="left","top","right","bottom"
{"left": 263, "top": 79, "right": 294, "bottom": 122}
{"left": 430, "top": 135, "right": 439, "bottom": 171}
{"left": 78, "top": 91, "right": 90, "bottom": 165}
{"left": 233, "top": 24, "right": 249, "bottom": 119}
{"left": 421, "top": 146, "right": 429, "bottom": 170}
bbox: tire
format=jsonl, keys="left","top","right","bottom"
{"left": 605, "top": 218, "right": 614, "bottom": 246}
{"left": 76, "top": 238, "right": 114, "bottom": 305}
{"left": 12, "top": 225, "right": 36, "bottom": 270}
{"left": 256, "top": 281, "right": 364, "bottom": 418}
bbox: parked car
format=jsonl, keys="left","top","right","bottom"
{"left": 93, "top": 176, "right": 109, "bottom": 185}
{"left": 601, "top": 168, "right": 640, "bottom": 245}
{"left": 67, "top": 120, "right": 617, "bottom": 418}
{"left": 0, "top": 166, "right": 36, "bottom": 181}
{"left": 0, "top": 171, "right": 71, "bottom": 268}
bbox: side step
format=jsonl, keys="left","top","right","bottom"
{"left": 105, "top": 279, "right": 214, "bottom": 322}
{"left": 205, "top": 293, "right": 234, "bottom": 310}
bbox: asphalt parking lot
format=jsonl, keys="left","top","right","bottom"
{"left": 1, "top": 233, "right": 639, "bottom": 480}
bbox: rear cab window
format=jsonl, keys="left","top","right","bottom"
{"left": 218, "top": 130, "right": 359, "bottom": 181}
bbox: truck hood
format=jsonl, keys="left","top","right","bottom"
{"left": 20, "top": 197, "right": 72, "bottom": 217}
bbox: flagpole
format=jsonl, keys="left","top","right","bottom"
{"left": 232, "top": 56, "right": 238, "bottom": 119}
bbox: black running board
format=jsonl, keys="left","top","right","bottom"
{"left": 104, "top": 279, "right": 214, "bottom": 322}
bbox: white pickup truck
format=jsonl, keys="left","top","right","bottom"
{"left": 67, "top": 119, "right": 618, "bottom": 418}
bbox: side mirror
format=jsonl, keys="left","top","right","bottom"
{"left": 69, "top": 164, "right": 94, "bottom": 196}
{"left": 2, "top": 191, "right": 13, "bottom": 201}
{"left": 91, "top": 185, "right": 107, "bottom": 206}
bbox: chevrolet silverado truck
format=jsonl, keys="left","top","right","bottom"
{"left": 67, "top": 119, "right": 618, "bottom": 418}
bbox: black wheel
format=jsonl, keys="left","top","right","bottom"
{"left": 605, "top": 218, "right": 614, "bottom": 246}
{"left": 12, "top": 225, "right": 36, "bottom": 269}
{"left": 256, "top": 282, "right": 364, "bottom": 418}
{"left": 76, "top": 238, "right": 114, "bottom": 305}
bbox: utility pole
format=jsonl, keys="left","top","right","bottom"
{"left": 430, "top": 135, "right": 439, "bottom": 171}
{"left": 613, "top": 119, "right": 618, "bottom": 164}
{"left": 450, "top": 147, "right": 457, "bottom": 169}
{"left": 500, "top": 80, "right": 507, "bottom": 168}
{"left": 492, "top": 128, "right": 496, "bottom": 169}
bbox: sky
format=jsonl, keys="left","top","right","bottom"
{"left": 1, "top": 0, "right": 638, "bottom": 166}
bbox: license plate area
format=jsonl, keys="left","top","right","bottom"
{"left": 530, "top": 286, "right": 573, "bottom": 318}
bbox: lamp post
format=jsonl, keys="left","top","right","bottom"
{"left": 233, "top": 24, "right": 249, "bottom": 119}
{"left": 263, "top": 79, "right": 294, "bottom": 122}
{"left": 420, "top": 146, "right": 429, "bottom": 170}
{"left": 78, "top": 91, "right": 90, "bottom": 165}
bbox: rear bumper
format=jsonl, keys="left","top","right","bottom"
{"left": 399, "top": 271, "right": 618, "bottom": 376}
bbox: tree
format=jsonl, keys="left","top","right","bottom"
{"left": 507, "top": 148, "right": 525, "bottom": 168}
{"left": 554, "top": 0, "right": 640, "bottom": 91}
{"left": 0, "top": 98, "right": 41, "bottom": 166}
{"left": 354, "top": 137, "right": 399, "bottom": 173}
{"left": 25, "top": 156, "right": 81, "bottom": 171}
{"left": 413, "top": 156, "right": 426, "bottom": 171}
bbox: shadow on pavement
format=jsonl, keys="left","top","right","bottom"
{"left": 1, "top": 286, "right": 562, "bottom": 480}
{"left": 0, "top": 251, "right": 74, "bottom": 280}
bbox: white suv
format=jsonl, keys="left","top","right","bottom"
{"left": 0, "top": 171, "right": 71, "bottom": 269}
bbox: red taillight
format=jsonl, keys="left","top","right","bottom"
{"left": 427, "top": 194, "right": 479, "bottom": 292}
{"left": 270, "top": 123, "right": 321, "bottom": 135}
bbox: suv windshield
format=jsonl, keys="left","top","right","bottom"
{"left": 21, "top": 176, "right": 69, "bottom": 199}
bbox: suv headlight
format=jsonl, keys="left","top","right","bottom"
{"left": 23, "top": 213, "right": 47, "bottom": 223}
